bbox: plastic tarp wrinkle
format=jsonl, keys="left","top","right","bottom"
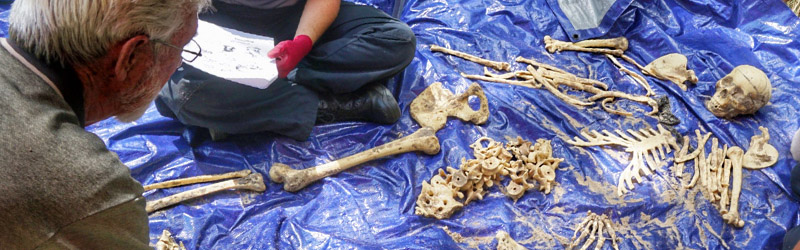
{"left": 1, "top": 0, "right": 800, "bottom": 249}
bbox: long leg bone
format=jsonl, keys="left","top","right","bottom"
{"left": 146, "top": 173, "right": 266, "bottom": 213}
{"left": 544, "top": 36, "right": 624, "bottom": 57}
{"left": 723, "top": 147, "right": 745, "bottom": 227}
{"left": 270, "top": 128, "right": 440, "bottom": 192}
{"left": 144, "top": 170, "right": 252, "bottom": 191}
{"left": 430, "top": 44, "right": 511, "bottom": 71}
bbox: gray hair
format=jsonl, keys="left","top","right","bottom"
{"left": 8, "top": 0, "right": 212, "bottom": 65}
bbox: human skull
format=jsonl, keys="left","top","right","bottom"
{"left": 706, "top": 65, "right": 771, "bottom": 118}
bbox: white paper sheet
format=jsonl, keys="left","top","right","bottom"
{"left": 186, "top": 20, "right": 278, "bottom": 89}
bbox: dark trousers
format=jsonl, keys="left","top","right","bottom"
{"left": 156, "top": 0, "right": 416, "bottom": 140}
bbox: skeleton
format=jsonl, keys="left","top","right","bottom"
{"left": 460, "top": 56, "right": 659, "bottom": 116}
{"left": 569, "top": 211, "right": 620, "bottom": 250}
{"left": 544, "top": 36, "right": 679, "bottom": 98}
{"left": 430, "top": 44, "right": 511, "bottom": 71}
{"left": 415, "top": 137, "right": 562, "bottom": 219}
{"left": 706, "top": 65, "right": 771, "bottom": 118}
{"left": 146, "top": 173, "right": 266, "bottom": 213}
{"left": 429, "top": 42, "right": 658, "bottom": 116}
{"left": 270, "top": 127, "right": 441, "bottom": 192}
{"left": 496, "top": 231, "right": 528, "bottom": 250}
{"left": 675, "top": 127, "right": 777, "bottom": 227}
{"left": 642, "top": 53, "right": 698, "bottom": 91}
{"left": 567, "top": 124, "right": 678, "bottom": 196}
{"left": 156, "top": 230, "right": 186, "bottom": 250}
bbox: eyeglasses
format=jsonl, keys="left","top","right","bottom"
{"left": 153, "top": 39, "right": 202, "bottom": 63}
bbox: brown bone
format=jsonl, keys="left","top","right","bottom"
{"left": 410, "top": 82, "right": 490, "bottom": 132}
{"left": 146, "top": 173, "right": 266, "bottom": 213}
{"left": 270, "top": 127, "right": 441, "bottom": 192}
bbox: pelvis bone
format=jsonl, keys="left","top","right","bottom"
{"left": 410, "top": 82, "right": 490, "bottom": 132}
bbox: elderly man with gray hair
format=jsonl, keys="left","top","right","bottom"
{"left": 0, "top": 0, "right": 210, "bottom": 248}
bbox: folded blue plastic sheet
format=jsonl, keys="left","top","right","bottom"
{"left": 2, "top": 0, "right": 800, "bottom": 249}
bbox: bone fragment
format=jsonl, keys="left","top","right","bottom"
{"left": 410, "top": 82, "right": 490, "bottom": 132}
{"left": 642, "top": 53, "right": 698, "bottom": 91}
{"left": 620, "top": 55, "right": 645, "bottom": 71}
{"left": 144, "top": 170, "right": 252, "bottom": 191}
{"left": 723, "top": 147, "right": 745, "bottom": 227}
{"left": 270, "top": 127, "right": 440, "bottom": 192}
{"left": 742, "top": 127, "right": 778, "bottom": 170}
{"left": 430, "top": 44, "right": 511, "bottom": 71}
{"left": 573, "top": 37, "right": 629, "bottom": 51}
{"left": 544, "top": 36, "right": 624, "bottom": 57}
{"left": 156, "top": 230, "right": 186, "bottom": 250}
{"left": 606, "top": 54, "right": 655, "bottom": 96}
{"left": 146, "top": 173, "right": 266, "bottom": 213}
{"left": 496, "top": 231, "right": 529, "bottom": 250}
{"left": 461, "top": 73, "right": 540, "bottom": 89}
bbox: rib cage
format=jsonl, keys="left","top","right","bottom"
{"left": 567, "top": 124, "right": 678, "bottom": 195}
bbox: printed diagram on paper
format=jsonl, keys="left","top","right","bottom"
{"left": 186, "top": 20, "right": 277, "bottom": 89}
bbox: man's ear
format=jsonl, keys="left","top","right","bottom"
{"left": 114, "top": 35, "right": 150, "bottom": 82}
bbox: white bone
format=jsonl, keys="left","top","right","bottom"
{"left": 270, "top": 128, "right": 440, "bottom": 192}
{"left": 642, "top": 53, "right": 698, "bottom": 91}
{"left": 573, "top": 37, "right": 629, "bottom": 51}
{"left": 496, "top": 231, "right": 529, "bottom": 250}
{"left": 742, "top": 127, "right": 778, "bottom": 170}
{"left": 544, "top": 36, "right": 625, "bottom": 57}
{"left": 707, "top": 65, "right": 771, "bottom": 118}
{"left": 723, "top": 147, "right": 745, "bottom": 227}
{"left": 156, "top": 230, "right": 186, "bottom": 250}
{"left": 144, "top": 170, "right": 252, "bottom": 191}
{"left": 430, "top": 44, "right": 511, "bottom": 71}
{"left": 146, "top": 173, "right": 266, "bottom": 213}
{"left": 606, "top": 54, "right": 655, "bottom": 96}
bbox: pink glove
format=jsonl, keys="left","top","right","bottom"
{"left": 268, "top": 35, "right": 313, "bottom": 78}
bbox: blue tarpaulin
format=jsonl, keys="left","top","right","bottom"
{"left": 2, "top": 0, "right": 800, "bottom": 249}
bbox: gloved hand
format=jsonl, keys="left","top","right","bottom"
{"left": 268, "top": 35, "right": 313, "bottom": 78}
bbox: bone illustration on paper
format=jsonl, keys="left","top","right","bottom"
{"left": 642, "top": 53, "right": 698, "bottom": 91}
{"left": 706, "top": 65, "right": 771, "bottom": 118}
{"left": 567, "top": 124, "right": 679, "bottom": 196}
{"left": 568, "top": 211, "right": 620, "bottom": 250}
{"left": 415, "top": 137, "right": 562, "bottom": 219}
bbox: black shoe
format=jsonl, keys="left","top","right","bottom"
{"left": 316, "top": 83, "right": 401, "bottom": 125}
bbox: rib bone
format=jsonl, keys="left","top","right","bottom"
{"left": 146, "top": 173, "right": 266, "bottom": 213}
{"left": 270, "top": 127, "right": 440, "bottom": 192}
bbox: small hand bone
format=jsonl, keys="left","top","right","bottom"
{"left": 144, "top": 170, "right": 252, "bottom": 191}
{"left": 544, "top": 36, "right": 624, "bottom": 57}
{"left": 146, "top": 173, "right": 266, "bottom": 213}
{"left": 270, "top": 127, "right": 440, "bottom": 192}
{"left": 430, "top": 44, "right": 511, "bottom": 71}
{"left": 642, "top": 53, "right": 698, "bottom": 91}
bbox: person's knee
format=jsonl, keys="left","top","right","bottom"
{"left": 365, "top": 22, "right": 416, "bottom": 66}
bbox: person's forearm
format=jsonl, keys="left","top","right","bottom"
{"left": 295, "top": 0, "right": 340, "bottom": 43}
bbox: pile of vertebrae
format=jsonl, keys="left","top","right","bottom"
{"left": 568, "top": 211, "right": 620, "bottom": 250}
{"left": 415, "top": 136, "right": 563, "bottom": 219}
{"left": 568, "top": 125, "right": 778, "bottom": 228}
